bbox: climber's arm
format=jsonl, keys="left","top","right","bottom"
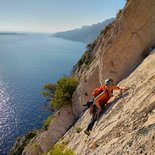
{"left": 94, "top": 92, "right": 107, "bottom": 112}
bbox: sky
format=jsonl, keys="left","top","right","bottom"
{"left": 0, "top": 0, "right": 126, "bottom": 33}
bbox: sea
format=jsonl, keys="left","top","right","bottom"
{"left": 0, "top": 33, "right": 85, "bottom": 155}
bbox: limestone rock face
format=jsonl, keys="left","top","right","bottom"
{"left": 75, "top": 0, "right": 155, "bottom": 104}
{"left": 21, "top": 0, "right": 155, "bottom": 154}
{"left": 9, "top": 130, "right": 38, "bottom": 155}
{"left": 22, "top": 105, "right": 78, "bottom": 155}
{"left": 60, "top": 50, "right": 155, "bottom": 155}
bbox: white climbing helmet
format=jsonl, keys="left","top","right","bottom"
{"left": 105, "top": 79, "right": 114, "bottom": 86}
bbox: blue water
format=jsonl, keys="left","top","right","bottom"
{"left": 0, "top": 34, "right": 85, "bottom": 155}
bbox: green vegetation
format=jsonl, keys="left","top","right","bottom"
{"left": 86, "top": 43, "right": 92, "bottom": 49}
{"left": 43, "top": 115, "right": 54, "bottom": 130}
{"left": 41, "top": 143, "right": 74, "bottom": 155}
{"left": 77, "top": 50, "right": 94, "bottom": 68}
{"left": 51, "top": 77, "right": 78, "bottom": 110}
{"left": 42, "top": 83, "right": 56, "bottom": 101}
{"left": 101, "top": 22, "right": 113, "bottom": 36}
{"left": 75, "top": 127, "right": 82, "bottom": 133}
{"left": 43, "top": 77, "right": 78, "bottom": 110}
{"left": 116, "top": 9, "right": 123, "bottom": 18}
{"left": 77, "top": 57, "right": 84, "bottom": 67}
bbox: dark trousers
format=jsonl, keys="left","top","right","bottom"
{"left": 86, "top": 103, "right": 106, "bottom": 131}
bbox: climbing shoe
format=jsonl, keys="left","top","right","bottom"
{"left": 84, "top": 130, "right": 90, "bottom": 136}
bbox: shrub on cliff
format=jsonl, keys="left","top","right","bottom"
{"left": 42, "top": 83, "right": 56, "bottom": 101}
{"left": 41, "top": 143, "right": 74, "bottom": 155}
{"left": 51, "top": 77, "right": 78, "bottom": 110}
{"left": 43, "top": 77, "right": 78, "bottom": 110}
{"left": 77, "top": 50, "right": 94, "bottom": 67}
{"left": 75, "top": 127, "right": 82, "bottom": 133}
{"left": 43, "top": 115, "right": 54, "bottom": 130}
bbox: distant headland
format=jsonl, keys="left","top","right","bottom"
{"left": 0, "top": 32, "right": 26, "bottom": 35}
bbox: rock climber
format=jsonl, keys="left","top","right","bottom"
{"left": 84, "top": 79, "right": 125, "bottom": 136}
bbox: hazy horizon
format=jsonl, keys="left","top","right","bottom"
{"left": 0, "top": 17, "right": 115, "bottom": 34}
{"left": 0, "top": 18, "right": 114, "bottom": 34}
{"left": 0, "top": 0, "right": 125, "bottom": 33}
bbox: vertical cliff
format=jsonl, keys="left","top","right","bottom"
{"left": 74, "top": 0, "right": 155, "bottom": 107}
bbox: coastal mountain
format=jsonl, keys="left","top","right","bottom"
{"left": 0, "top": 32, "right": 26, "bottom": 35}
{"left": 10, "top": 0, "right": 155, "bottom": 154}
{"left": 52, "top": 18, "right": 114, "bottom": 43}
